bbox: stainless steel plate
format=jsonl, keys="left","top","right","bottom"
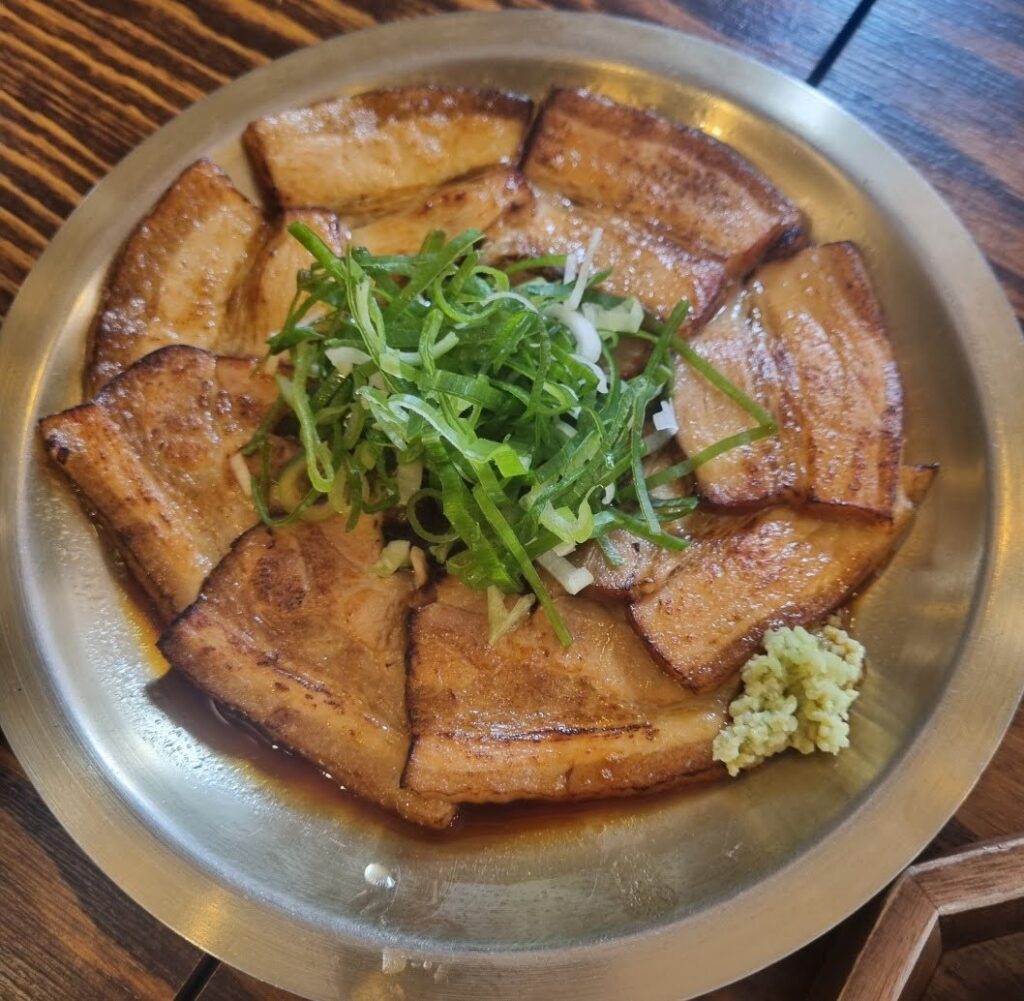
{"left": 1, "top": 12, "right": 1022, "bottom": 1000}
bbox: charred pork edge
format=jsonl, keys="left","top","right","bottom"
{"left": 405, "top": 733, "right": 725, "bottom": 804}
{"left": 42, "top": 346, "right": 266, "bottom": 620}
{"left": 244, "top": 86, "right": 537, "bottom": 212}
{"left": 399, "top": 604, "right": 426, "bottom": 792}
{"left": 158, "top": 530, "right": 457, "bottom": 830}
{"left": 629, "top": 465, "right": 938, "bottom": 693}
{"left": 522, "top": 88, "right": 809, "bottom": 276}
{"left": 83, "top": 158, "right": 237, "bottom": 397}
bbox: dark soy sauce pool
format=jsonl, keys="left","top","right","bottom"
{"left": 122, "top": 586, "right": 716, "bottom": 846}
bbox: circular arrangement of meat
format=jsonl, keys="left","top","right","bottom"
{"left": 40, "top": 86, "right": 926, "bottom": 829}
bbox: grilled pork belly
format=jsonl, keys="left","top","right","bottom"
{"left": 41, "top": 347, "right": 278, "bottom": 619}
{"left": 580, "top": 509, "right": 749, "bottom": 601}
{"left": 673, "top": 285, "right": 797, "bottom": 511}
{"left": 159, "top": 518, "right": 457, "bottom": 829}
{"left": 86, "top": 160, "right": 262, "bottom": 395}
{"left": 577, "top": 446, "right": 707, "bottom": 599}
{"left": 87, "top": 160, "right": 344, "bottom": 394}
{"left": 351, "top": 168, "right": 527, "bottom": 256}
{"left": 674, "top": 243, "right": 903, "bottom": 519}
{"left": 628, "top": 466, "right": 934, "bottom": 692}
{"left": 244, "top": 87, "right": 533, "bottom": 219}
{"left": 523, "top": 90, "right": 805, "bottom": 276}
{"left": 403, "top": 581, "right": 735, "bottom": 803}
{"left": 228, "top": 208, "right": 348, "bottom": 350}
{"left": 486, "top": 184, "right": 727, "bottom": 324}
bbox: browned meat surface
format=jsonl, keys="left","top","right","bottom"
{"left": 523, "top": 90, "right": 805, "bottom": 276}
{"left": 41, "top": 347, "right": 278, "bottom": 619}
{"left": 673, "top": 285, "right": 798, "bottom": 511}
{"left": 159, "top": 518, "right": 456, "bottom": 829}
{"left": 576, "top": 446, "right": 708, "bottom": 599}
{"left": 486, "top": 184, "right": 727, "bottom": 324}
{"left": 580, "top": 509, "right": 750, "bottom": 601}
{"left": 674, "top": 243, "right": 903, "bottom": 519}
{"left": 86, "top": 161, "right": 344, "bottom": 394}
{"left": 628, "top": 467, "right": 934, "bottom": 692}
{"left": 86, "top": 160, "right": 262, "bottom": 394}
{"left": 244, "top": 87, "right": 533, "bottom": 218}
{"left": 403, "top": 580, "right": 735, "bottom": 803}
{"left": 228, "top": 208, "right": 347, "bottom": 349}
{"left": 758, "top": 243, "right": 903, "bottom": 517}
{"left": 351, "top": 168, "right": 527, "bottom": 256}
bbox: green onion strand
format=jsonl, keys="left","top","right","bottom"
{"left": 242, "top": 224, "right": 778, "bottom": 640}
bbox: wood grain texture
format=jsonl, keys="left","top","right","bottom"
{"left": 838, "top": 835, "right": 1024, "bottom": 1001}
{"left": 0, "top": 0, "right": 863, "bottom": 320}
{"left": 200, "top": 967, "right": 310, "bottom": 1001}
{"left": 820, "top": 0, "right": 1024, "bottom": 322}
{"left": 923, "top": 933, "right": 1024, "bottom": 1001}
{"left": 924, "top": 702, "right": 1024, "bottom": 859}
{"left": 0, "top": 743, "right": 201, "bottom": 1000}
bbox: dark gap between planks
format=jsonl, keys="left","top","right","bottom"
{"left": 806, "top": 0, "right": 880, "bottom": 86}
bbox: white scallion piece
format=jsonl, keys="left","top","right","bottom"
{"left": 430, "top": 331, "right": 461, "bottom": 358}
{"left": 581, "top": 297, "right": 644, "bottom": 334}
{"left": 563, "top": 249, "right": 579, "bottom": 285}
{"left": 370, "top": 539, "right": 411, "bottom": 577}
{"left": 396, "top": 460, "right": 423, "bottom": 504}
{"left": 652, "top": 399, "right": 680, "bottom": 433}
{"left": 409, "top": 546, "right": 429, "bottom": 589}
{"left": 537, "top": 550, "right": 594, "bottom": 595}
{"left": 577, "top": 356, "right": 609, "bottom": 394}
{"left": 395, "top": 332, "right": 459, "bottom": 364}
{"left": 228, "top": 452, "right": 252, "bottom": 497}
{"left": 481, "top": 290, "right": 540, "bottom": 313}
{"left": 566, "top": 228, "right": 603, "bottom": 311}
{"left": 487, "top": 586, "right": 537, "bottom": 644}
{"left": 642, "top": 428, "right": 674, "bottom": 456}
{"left": 325, "top": 345, "right": 371, "bottom": 376}
{"left": 546, "top": 303, "right": 602, "bottom": 364}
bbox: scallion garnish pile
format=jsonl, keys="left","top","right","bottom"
{"left": 244, "top": 224, "right": 775, "bottom": 644}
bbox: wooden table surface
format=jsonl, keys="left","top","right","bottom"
{"left": 1, "top": 2, "right": 1022, "bottom": 999}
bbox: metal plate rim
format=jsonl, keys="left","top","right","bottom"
{"left": 2, "top": 11, "right": 1023, "bottom": 999}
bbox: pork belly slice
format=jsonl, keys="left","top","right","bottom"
{"left": 228, "top": 208, "right": 348, "bottom": 350}
{"left": 576, "top": 446, "right": 714, "bottom": 599}
{"left": 86, "top": 159, "right": 344, "bottom": 394}
{"left": 244, "top": 87, "right": 533, "bottom": 218}
{"left": 674, "top": 243, "right": 903, "bottom": 519}
{"left": 628, "top": 466, "right": 935, "bottom": 692}
{"left": 673, "top": 285, "right": 799, "bottom": 511}
{"left": 523, "top": 89, "right": 805, "bottom": 276}
{"left": 158, "top": 518, "right": 457, "bottom": 829}
{"left": 486, "top": 184, "right": 726, "bottom": 325}
{"left": 350, "top": 168, "right": 528, "bottom": 256}
{"left": 86, "top": 160, "right": 262, "bottom": 394}
{"left": 403, "top": 581, "right": 735, "bottom": 804}
{"left": 580, "top": 509, "right": 750, "bottom": 601}
{"left": 41, "top": 346, "right": 278, "bottom": 619}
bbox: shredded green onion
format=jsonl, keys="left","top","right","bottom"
{"left": 245, "top": 226, "right": 778, "bottom": 643}
{"left": 370, "top": 539, "right": 412, "bottom": 577}
{"left": 487, "top": 586, "right": 537, "bottom": 644}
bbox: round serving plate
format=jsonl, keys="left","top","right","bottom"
{"left": 1, "top": 12, "right": 1022, "bottom": 1001}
